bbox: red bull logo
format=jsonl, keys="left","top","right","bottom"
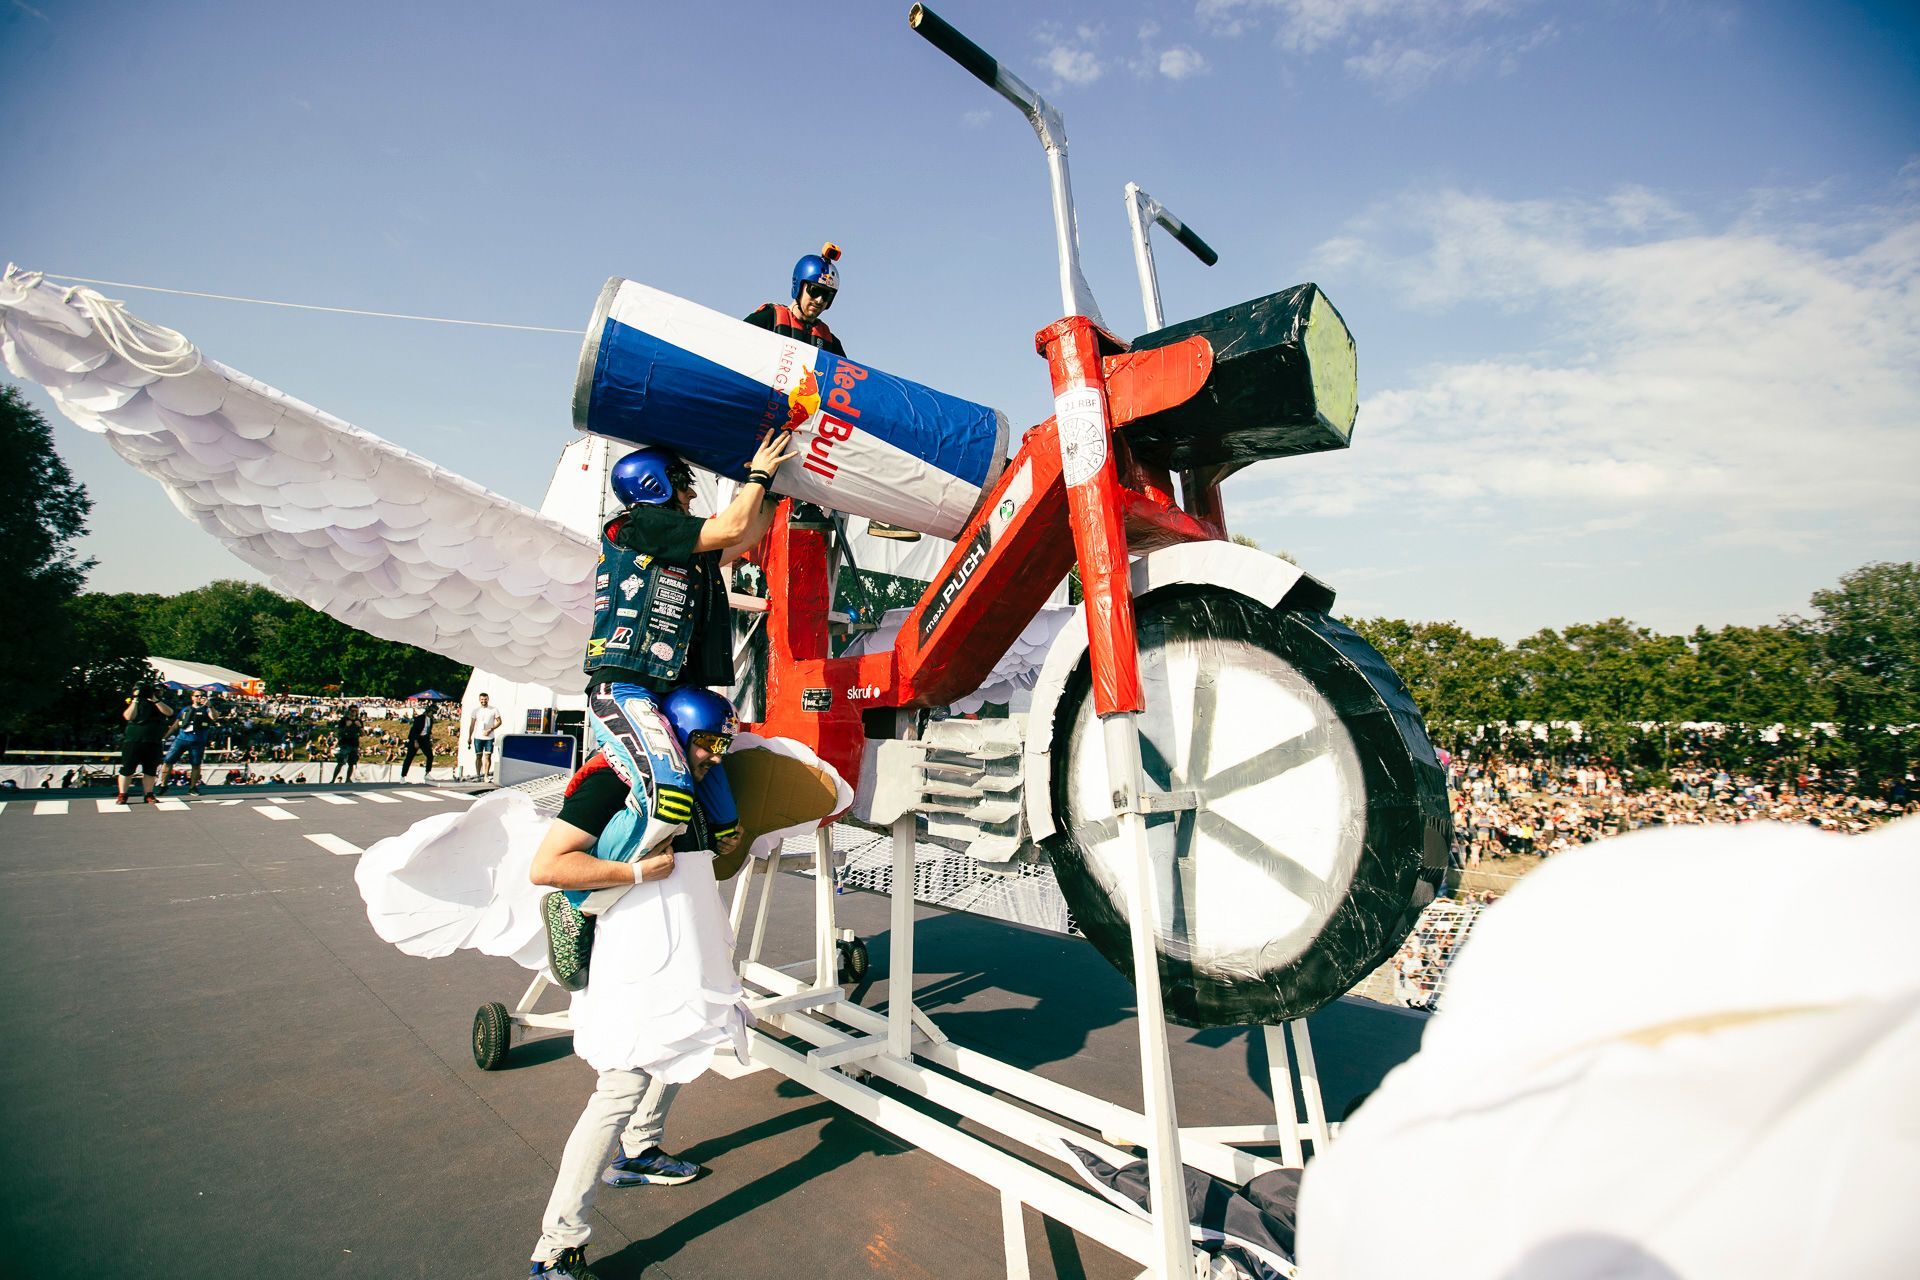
{"left": 803, "top": 358, "right": 868, "bottom": 481}
{"left": 783, "top": 368, "right": 821, "bottom": 432}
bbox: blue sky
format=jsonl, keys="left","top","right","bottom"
{"left": 4, "top": 0, "right": 1916, "bottom": 639}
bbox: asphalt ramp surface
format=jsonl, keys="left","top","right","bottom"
{"left": 0, "top": 788, "right": 1426, "bottom": 1278}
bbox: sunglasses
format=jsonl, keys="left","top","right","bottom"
{"left": 803, "top": 283, "right": 836, "bottom": 304}
{"left": 687, "top": 731, "right": 732, "bottom": 759}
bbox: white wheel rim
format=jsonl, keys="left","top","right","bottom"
{"left": 1063, "top": 632, "right": 1367, "bottom": 974}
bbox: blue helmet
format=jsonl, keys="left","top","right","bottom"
{"left": 790, "top": 241, "right": 843, "bottom": 301}
{"left": 611, "top": 448, "right": 690, "bottom": 507}
{"left": 662, "top": 687, "right": 739, "bottom": 749}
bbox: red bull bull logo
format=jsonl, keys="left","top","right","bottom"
{"left": 803, "top": 358, "right": 868, "bottom": 482}
{"left": 784, "top": 368, "right": 821, "bottom": 432}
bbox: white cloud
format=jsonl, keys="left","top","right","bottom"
{"left": 1256, "top": 187, "right": 1920, "bottom": 550}
{"left": 1194, "top": 0, "right": 1550, "bottom": 96}
{"left": 1158, "top": 45, "right": 1210, "bottom": 80}
{"left": 1035, "top": 24, "right": 1106, "bottom": 89}
{"left": 962, "top": 108, "right": 994, "bottom": 128}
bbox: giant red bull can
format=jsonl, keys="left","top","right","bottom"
{"left": 573, "top": 278, "right": 1008, "bottom": 540}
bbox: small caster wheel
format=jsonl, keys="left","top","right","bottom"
{"left": 837, "top": 937, "right": 870, "bottom": 984}
{"left": 472, "top": 1001, "right": 511, "bottom": 1070}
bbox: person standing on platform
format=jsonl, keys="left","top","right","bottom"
{"left": 399, "top": 700, "right": 438, "bottom": 782}
{"left": 540, "top": 431, "right": 794, "bottom": 991}
{"left": 331, "top": 704, "right": 363, "bottom": 784}
{"left": 157, "top": 689, "right": 223, "bottom": 796}
{"left": 744, "top": 243, "right": 919, "bottom": 542}
{"left": 466, "top": 692, "right": 504, "bottom": 783}
{"left": 116, "top": 683, "right": 174, "bottom": 805}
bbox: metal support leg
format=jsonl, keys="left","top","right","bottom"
{"left": 888, "top": 812, "right": 916, "bottom": 1058}
{"left": 1002, "top": 1192, "right": 1033, "bottom": 1280}
{"left": 815, "top": 824, "right": 837, "bottom": 987}
{"left": 1265, "top": 1024, "right": 1304, "bottom": 1167}
{"left": 1103, "top": 712, "right": 1196, "bottom": 1280}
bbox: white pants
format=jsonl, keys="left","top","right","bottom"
{"left": 533, "top": 1067, "right": 682, "bottom": 1260}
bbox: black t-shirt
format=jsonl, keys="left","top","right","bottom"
{"left": 123, "top": 697, "right": 170, "bottom": 745}
{"left": 407, "top": 710, "right": 435, "bottom": 742}
{"left": 589, "top": 504, "right": 731, "bottom": 692}
{"left": 557, "top": 761, "right": 711, "bottom": 853}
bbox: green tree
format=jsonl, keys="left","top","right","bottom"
{"left": 1798, "top": 561, "right": 1920, "bottom": 786}
{"left": 49, "top": 594, "right": 159, "bottom": 745}
{"left": 254, "top": 600, "right": 468, "bottom": 697}
{"left": 0, "top": 383, "right": 94, "bottom": 735}
{"left": 1512, "top": 618, "right": 1684, "bottom": 724}
{"left": 147, "top": 579, "right": 292, "bottom": 672}
{"left": 1345, "top": 618, "right": 1515, "bottom": 731}
{"left": 1682, "top": 623, "right": 1830, "bottom": 725}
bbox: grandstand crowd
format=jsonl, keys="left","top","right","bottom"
{"left": 1445, "top": 747, "right": 1912, "bottom": 867}
{"left": 1379, "top": 739, "right": 1917, "bottom": 1009}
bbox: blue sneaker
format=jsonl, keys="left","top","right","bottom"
{"left": 601, "top": 1146, "right": 700, "bottom": 1187}
{"left": 530, "top": 1245, "right": 597, "bottom": 1277}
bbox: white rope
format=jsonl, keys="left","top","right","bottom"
{"left": 38, "top": 272, "right": 585, "bottom": 336}
{"left": 2, "top": 266, "right": 201, "bottom": 377}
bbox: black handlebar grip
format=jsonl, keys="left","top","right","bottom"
{"left": 909, "top": 4, "right": 1002, "bottom": 90}
{"left": 1172, "top": 221, "right": 1220, "bottom": 267}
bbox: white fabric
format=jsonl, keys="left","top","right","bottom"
{"left": 1, "top": 266, "right": 595, "bottom": 687}
{"left": 1296, "top": 817, "right": 1920, "bottom": 1280}
{"left": 567, "top": 849, "right": 749, "bottom": 1081}
{"left": 353, "top": 790, "right": 551, "bottom": 970}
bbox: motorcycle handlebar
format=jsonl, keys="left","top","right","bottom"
{"left": 1169, "top": 221, "right": 1219, "bottom": 268}
{"left": 909, "top": 5, "right": 1014, "bottom": 101}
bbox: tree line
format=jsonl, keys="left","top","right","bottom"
{"left": 1348, "top": 560, "right": 1919, "bottom": 789}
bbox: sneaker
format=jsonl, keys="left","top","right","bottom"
{"left": 144, "top": 794, "right": 159, "bottom": 805}
{"left": 530, "top": 1246, "right": 598, "bottom": 1278}
{"left": 188, "top": 786, "right": 202, "bottom": 796}
{"left": 543, "top": 892, "right": 594, "bottom": 992}
{"left": 866, "top": 520, "right": 921, "bottom": 541}
{"left": 602, "top": 1146, "right": 701, "bottom": 1188}
{"left": 113, "top": 794, "right": 129, "bottom": 806}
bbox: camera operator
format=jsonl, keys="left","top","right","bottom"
{"left": 118, "top": 682, "right": 175, "bottom": 806}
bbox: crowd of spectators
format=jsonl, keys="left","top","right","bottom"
{"left": 1445, "top": 749, "right": 1913, "bottom": 868}
{"left": 1377, "top": 741, "right": 1915, "bottom": 1011}
{"left": 25, "top": 693, "right": 466, "bottom": 784}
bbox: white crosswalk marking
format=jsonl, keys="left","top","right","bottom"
{"left": 432, "top": 790, "right": 476, "bottom": 801}
{"left": 36, "top": 800, "right": 70, "bottom": 815}
{"left": 392, "top": 791, "right": 442, "bottom": 803}
{"left": 96, "top": 799, "right": 129, "bottom": 814}
{"left": 255, "top": 806, "right": 296, "bottom": 821}
{"left": 311, "top": 794, "right": 356, "bottom": 806}
{"left": 360, "top": 793, "right": 401, "bottom": 805}
{"left": 304, "top": 834, "right": 362, "bottom": 856}
{"left": 156, "top": 799, "right": 189, "bottom": 811}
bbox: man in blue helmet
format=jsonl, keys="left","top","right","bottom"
{"left": 744, "top": 241, "right": 845, "bottom": 355}
{"left": 543, "top": 430, "right": 795, "bottom": 991}
{"left": 744, "top": 244, "right": 916, "bottom": 539}
{"left": 526, "top": 688, "right": 740, "bottom": 1280}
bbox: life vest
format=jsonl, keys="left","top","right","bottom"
{"left": 584, "top": 515, "right": 720, "bottom": 685}
{"left": 769, "top": 303, "right": 838, "bottom": 351}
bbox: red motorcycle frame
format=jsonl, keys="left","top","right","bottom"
{"left": 748, "top": 314, "right": 1222, "bottom": 789}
